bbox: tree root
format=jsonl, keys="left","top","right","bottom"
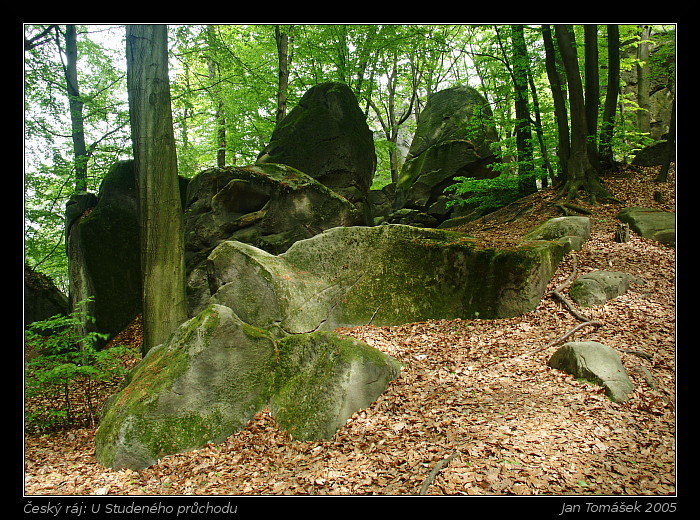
{"left": 551, "top": 253, "right": 594, "bottom": 323}
{"left": 419, "top": 453, "right": 458, "bottom": 495}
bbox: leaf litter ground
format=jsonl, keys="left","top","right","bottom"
{"left": 24, "top": 165, "right": 676, "bottom": 496}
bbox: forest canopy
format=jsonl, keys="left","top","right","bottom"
{"left": 23, "top": 24, "right": 676, "bottom": 290}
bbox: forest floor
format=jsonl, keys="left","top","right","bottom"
{"left": 23, "top": 164, "right": 677, "bottom": 498}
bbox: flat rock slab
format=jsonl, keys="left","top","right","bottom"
{"left": 569, "top": 270, "right": 642, "bottom": 307}
{"left": 617, "top": 207, "right": 675, "bottom": 246}
{"left": 204, "top": 224, "right": 570, "bottom": 333}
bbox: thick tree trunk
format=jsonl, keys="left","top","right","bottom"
{"left": 510, "top": 25, "right": 537, "bottom": 196}
{"left": 126, "top": 24, "right": 187, "bottom": 354}
{"left": 542, "top": 25, "right": 569, "bottom": 183}
{"left": 554, "top": 25, "right": 611, "bottom": 202}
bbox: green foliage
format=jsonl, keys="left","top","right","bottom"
{"left": 24, "top": 300, "right": 138, "bottom": 433}
{"left": 445, "top": 172, "right": 532, "bottom": 213}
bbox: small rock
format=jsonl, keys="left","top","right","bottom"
{"left": 548, "top": 341, "right": 635, "bottom": 403}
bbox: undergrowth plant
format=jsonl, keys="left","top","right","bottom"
{"left": 24, "top": 300, "right": 138, "bottom": 433}
{"left": 445, "top": 172, "right": 538, "bottom": 213}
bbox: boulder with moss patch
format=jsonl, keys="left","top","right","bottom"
{"left": 617, "top": 207, "right": 675, "bottom": 246}
{"left": 202, "top": 224, "right": 570, "bottom": 329}
{"left": 95, "top": 304, "right": 401, "bottom": 470}
{"left": 95, "top": 304, "right": 278, "bottom": 470}
{"left": 270, "top": 331, "right": 402, "bottom": 440}
{"left": 548, "top": 341, "right": 635, "bottom": 403}
{"left": 523, "top": 216, "right": 591, "bottom": 251}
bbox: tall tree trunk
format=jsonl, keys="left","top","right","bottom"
{"left": 509, "top": 25, "right": 537, "bottom": 196}
{"left": 63, "top": 25, "right": 89, "bottom": 192}
{"left": 126, "top": 24, "right": 187, "bottom": 354}
{"left": 207, "top": 26, "right": 226, "bottom": 167}
{"left": 542, "top": 25, "right": 569, "bottom": 184}
{"left": 553, "top": 25, "right": 611, "bottom": 202}
{"left": 527, "top": 66, "right": 554, "bottom": 186}
{"left": 636, "top": 25, "right": 651, "bottom": 137}
{"left": 599, "top": 25, "right": 620, "bottom": 167}
{"left": 583, "top": 25, "right": 602, "bottom": 170}
{"left": 275, "top": 25, "right": 290, "bottom": 125}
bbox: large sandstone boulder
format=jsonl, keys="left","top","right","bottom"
{"left": 95, "top": 304, "right": 401, "bottom": 470}
{"left": 256, "top": 82, "right": 377, "bottom": 221}
{"left": 548, "top": 341, "right": 635, "bottom": 403}
{"left": 65, "top": 160, "right": 142, "bottom": 343}
{"left": 24, "top": 265, "right": 68, "bottom": 334}
{"left": 95, "top": 304, "right": 278, "bottom": 470}
{"left": 617, "top": 207, "right": 675, "bottom": 246}
{"left": 198, "top": 224, "right": 570, "bottom": 328}
{"left": 183, "top": 163, "right": 364, "bottom": 259}
{"left": 393, "top": 86, "right": 499, "bottom": 222}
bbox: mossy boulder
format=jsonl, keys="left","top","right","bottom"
{"left": 270, "top": 332, "right": 402, "bottom": 440}
{"left": 548, "top": 341, "right": 635, "bottom": 403}
{"left": 523, "top": 216, "right": 591, "bottom": 251}
{"left": 95, "top": 304, "right": 401, "bottom": 470}
{"left": 203, "top": 224, "right": 570, "bottom": 329}
{"left": 95, "top": 304, "right": 278, "bottom": 470}
{"left": 569, "top": 270, "right": 643, "bottom": 307}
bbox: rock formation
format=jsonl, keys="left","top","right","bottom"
{"left": 95, "top": 304, "right": 401, "bottom": 470}
{"left": 617, "top": 207, "right": 675, "bottom": 247}
{"left": 64, "top": 161, "right": 142, "bottom": 343}
{"left": 390, "top": 85, "right": 500, "bottom": 226}
{"left": 256, "top": 82, "right": 377, "bottom": 222}
{"left": 569, "top": 271, "right": 644, "bottom": 307}
{"left": 24, "top": 265, "right": 68, "bottom": 333}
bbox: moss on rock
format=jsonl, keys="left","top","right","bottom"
{"left": 269, "top": 331, "right": 402, "bottom": 440}
{"left": 95, "top": 305, "right": 278, "bottom": 470}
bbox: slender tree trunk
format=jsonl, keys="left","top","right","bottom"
{"left": 553, "top": 25, "right": 611, "bottom": 202}
{"left": 510, "top": 25, "right": 536, "bottom": 196}
{"left": 599, "top": 25, "right": 620, "bottom": 167}
{"left": 542, "top": 25, "right": 569, "bottom": 183}
{"left": 206, "top": 26, "right": 226, "bottom": 167}
{"left": 527, "top": 66, "right": 554, "bottom": 186}
{"left": 656, "top": 98, "right": 675, "bottom": 182}
{"left": 275, "top": 25, "right": 290, "bottom": 125}
{"left": 63, "top": 25, "right": 89, "bottom": 192}
{"left": 583, "top": 25, "right": 602, "bottom": 171}
{"left": 637, "top": 25, "right": 651, "bottom": 137}
{"left": 126, "top": 24, "right": 187, "bottom": 354}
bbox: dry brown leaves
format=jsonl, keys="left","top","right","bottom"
{"left": 24, "top": 165, "right": 676, "bottom": 497}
